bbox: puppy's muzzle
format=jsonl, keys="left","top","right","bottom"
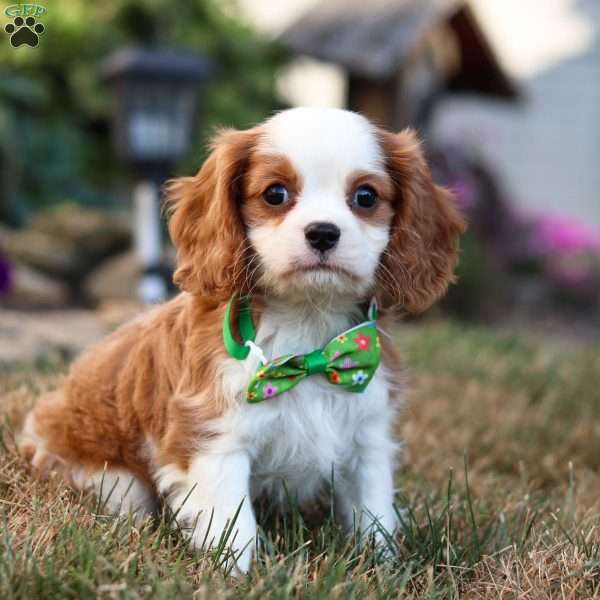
{"left": 304, "top": 222, "right": 341, "bottom": 253}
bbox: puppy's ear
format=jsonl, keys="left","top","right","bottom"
{"left": 377, "top": 129, "right": 466, "bottom": 313}
{"left": 166, "top": 128, "right": 261, "bottom": 299}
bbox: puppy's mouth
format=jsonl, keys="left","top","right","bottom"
{"left": 282, "top": 262, "right": 359, "bottom": 282}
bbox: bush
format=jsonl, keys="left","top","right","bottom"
{"left": 431, "top": 142, "right": 600, "bottom": 319}
{"left": 523, "top": 215, "right": 600, "bottom": 311}
{"left": 0, "top": 0, "right": 286, "bottom": 225}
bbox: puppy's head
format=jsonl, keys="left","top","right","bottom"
{"left": 167, "top": 108, "right": 465, "bottom": 312}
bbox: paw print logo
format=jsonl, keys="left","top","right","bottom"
{"left": 4, "top": 16, "right": 45, "bottom": 48}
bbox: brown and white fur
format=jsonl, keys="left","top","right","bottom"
{"left": 19, "top": 108, "right": 465, "bottom": 572}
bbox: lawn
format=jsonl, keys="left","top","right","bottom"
{"left": 1, "top": 320, "right": 599, "bottom": 598}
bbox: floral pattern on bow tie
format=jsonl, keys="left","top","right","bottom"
{"left": 246, "top": 322, "right": 381, "bottom": 402}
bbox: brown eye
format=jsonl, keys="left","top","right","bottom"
{"left": 264, "top": 184, "right": 289, "bottom": 206}
{"left": 352, "top": 185, "right": 378, "bottom": 209}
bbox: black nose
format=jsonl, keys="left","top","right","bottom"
{"left": 304, "top": 222, "right": 341, "bottom": 252}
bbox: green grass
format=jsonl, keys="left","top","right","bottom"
{"left": 1, "top": 320, "right": 600, "bottom": 598}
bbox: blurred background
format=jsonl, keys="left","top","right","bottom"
{"left": 1, "top": 0, "right": 599, "bottom": 364}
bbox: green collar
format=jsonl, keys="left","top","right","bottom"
{"left": 222, "top": 295, "right": 381, "bottom": 402}
{"left": 223, "top": 296, "right": 379, "bottom": 360}
{"left": 223, "top": 295, "right": 256, "bottom": 360}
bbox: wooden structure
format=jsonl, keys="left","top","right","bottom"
{"left": 281, "top": 0, "right": 519, "bottom": 130}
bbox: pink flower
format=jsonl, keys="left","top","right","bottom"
{"left": 353, "top": 333, "right": 371, "bottom": 351}
{"left": 263, "top": 383, "right": 278, "bottom": 397}
{"left": 529, "top": 215, "right": 600, "bottom": 255}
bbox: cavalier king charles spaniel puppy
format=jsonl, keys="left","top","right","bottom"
{"left": 20, "top": 107, "right": 465, "bottom": 572}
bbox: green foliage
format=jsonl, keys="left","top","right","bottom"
{"left": 0, "top": 0, "right": 286, "bottom": 224}
{"left": 442, "top": 230, "right": 510, "bottom": 321}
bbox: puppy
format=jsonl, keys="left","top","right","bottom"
{"left": 19, "top": 108, "right": 465, "bottom": 572}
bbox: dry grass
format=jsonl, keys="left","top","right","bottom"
{"left": 1, "top": 320, "right": 599, "bottom": 598}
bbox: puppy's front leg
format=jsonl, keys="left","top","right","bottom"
{"left": 157, "top": 449, "right": 256, "bottom": 573}
{"left": 340, "top": 420, "right": 398, "bottom": 544}
{"left": 356, "top": 445, "right": 397, "bottom": 541}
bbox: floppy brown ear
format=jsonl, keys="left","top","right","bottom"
{"left": 377, "top": 129, "right": 466, "bottom": 313}
{"left": 165, "top": 128, "right": 261, "bottom": 300}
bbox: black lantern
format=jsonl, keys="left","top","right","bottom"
{"left": 102, "top": 46, "right": 213, "bottom": 176}
{"left": 101, "top": 46, "right": 213, "bottom": 304}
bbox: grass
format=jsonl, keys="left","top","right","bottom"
{"left": 1, "top": 320, "right": 600, "bottom": 598}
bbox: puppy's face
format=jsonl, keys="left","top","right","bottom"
{"left": 167, "top": 108, "right": 465, "bottom": 312}
{"left": 243, "top": 109, "right": 394, "bottom": 299}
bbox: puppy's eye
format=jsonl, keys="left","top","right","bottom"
{"left": 352, "top": 185, "right": 378, "bottom": 209}
{"left": 264, "top": 184, "right": 289, "bottom": 206}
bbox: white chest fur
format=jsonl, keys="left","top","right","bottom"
{"left": 214, "top": 301, "right": 396, "bottom": 504}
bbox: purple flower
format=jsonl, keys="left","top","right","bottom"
{"left": 263, "top": 383, "right": 278, "bottom": 397}
{"left": 331, "top": 350, "right": 341, "bottom": 360}
{"left": 450, "top": 177, "right": 477, "bottom": 212}
{"left": 340, "top": 357, "right": 357, "bottom": 370}
{"left": 0, "top": 254, "right": 12, "bottom": 296}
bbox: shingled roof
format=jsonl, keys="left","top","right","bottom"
{"left": 281, "top": 0, "right": 518, "bottom": 99}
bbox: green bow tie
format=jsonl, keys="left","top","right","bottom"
{"left": 223, "top": 296, "right": 381, "bottom": 403}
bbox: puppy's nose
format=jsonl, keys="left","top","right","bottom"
{"left": 304, "top": 222, "right": 341, "bottom": 252}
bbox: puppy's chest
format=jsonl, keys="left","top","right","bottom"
{"left": 241, "top": 380, "right": 376, "bottom": 468}
{"left": 227, "top": 313, "right": 390, "bottom": 478}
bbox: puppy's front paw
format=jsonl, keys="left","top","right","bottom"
{"left": 187, "top": 500, "right": 256, "bottom": 574}
{"left": 359, "top": 509, "right": 399, "bottom": 560}
{"left": 156, "top": 453, "right": 256, "bottom": 575}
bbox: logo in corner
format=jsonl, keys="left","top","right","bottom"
{"left": 4, "top": 4, "right": 46, "bottom": 48}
